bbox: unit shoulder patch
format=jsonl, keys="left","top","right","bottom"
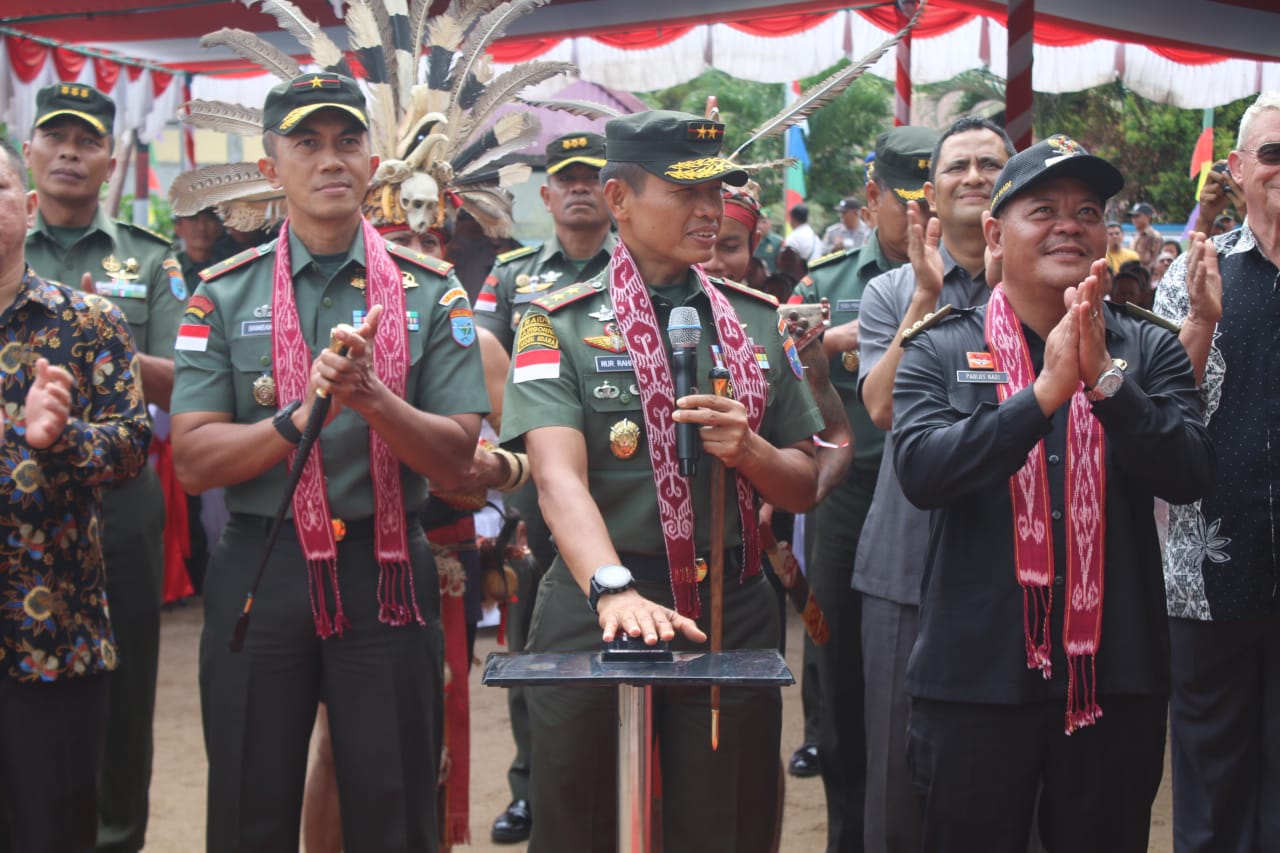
{"left": 386, "top": 241, "right": 453, "bottom": 275}
{"left": 900, "top": 304, "right": 956, "bottom": 346}
{"left": 532, "top": 282, "right": 594, "bottom": 312}
{"left": 118, "top": 220, "right": 175, "bottom": 247}
{"left": 496, "top": 245, "right": 537, "bottom": 265}
{"left": 713, "top": 277, "right": 779, "bottom": 307}
{"left": 199, "top": 243, "right": 274, "bottom": 282}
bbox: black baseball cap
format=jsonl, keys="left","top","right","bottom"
{"left": 871, "top": 126, "right": 937, "bottom": 203}
{"left": 34, "top": 83, "right": 115, "bottom": 136}
{"left": 990, "top": 134, "right": 1124, "bottom": 217}
{"left": 263, "top": 72, "right": 368, "bottom": 135}
{"left": 604, "top": 110, "right": 747, "bottom": 186}
{"left": 1129, "top": 202, "right": 1155, "bottom": 217}
{"left": 546, "top": 132, "right": 606, "bottom": 175}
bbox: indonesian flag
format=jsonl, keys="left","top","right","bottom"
{"left": 475, "top": 290, "right": 498, "bottom": 312}
{"left": 175, "top": 323, "right": 210, "bottom": 352}
{"left": 513, "top": 349, "right": 560, "bottom": 383}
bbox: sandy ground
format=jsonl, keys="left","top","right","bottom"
{"left": 146, "top": 602, "right": 1174, "bottom": 852}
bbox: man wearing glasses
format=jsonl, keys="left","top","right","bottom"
{"left": 1155, "top": 91, "right": 1280, "bottom": 853}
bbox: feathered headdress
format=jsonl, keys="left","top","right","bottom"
{"left": 171, "top": 0, "right": 570, "bottom": 238}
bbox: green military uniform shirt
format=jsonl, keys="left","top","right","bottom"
{"left": 26, "top": 206, "right": 185, "bottom": 359}
{"left": 474, "top": 232, "right": 617, "bottom": 353}
{"left": 755, "top": 230, "right": 782, "bottom": 274}
{"left": 501, "top": 267, "right": 823, "bottom": 554}
{"left": 790, "top": 229, "right": 902, "bottom": 470}
{"left": 170, "top": 229, "right": 489, "bottom": 520}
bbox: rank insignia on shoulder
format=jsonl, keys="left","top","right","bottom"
{"left": 900, "top": 304, "right": 954, "bottom": 346}
{"left": 533, "top": 283, "right": 593, "bottom": 312}
{"left": 200, "top": 246, "right": 264, "bottom": 282}
{"left": 496, "top": 245, "right": 537, "bottom": 265}
{"left": 717, "top": 277, "right": 778, "bottom": 306}
{"left": 809, "top": 249, "right": 847, "bottom": 269}
{"left": 386, "top": 242, "right": 452, "bottom": 276}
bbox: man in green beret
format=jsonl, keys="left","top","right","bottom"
{"left": 169, "top": 71, "right": 489, "bottom": 850}
{"left": 501, "top": 109, "right": 823, "bottom": 852}
{"left": 475, "top": 130, "right": 615, "bottom": 844}
{"left": 785, "top": 123, "right": 938, "bottom": 853}
{"left": 22, "top": 81, "right": 184, "bottom": 853}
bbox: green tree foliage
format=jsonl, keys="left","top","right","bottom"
{"left": 1033, "top": 82, "right": 1252, "bottom": 226}
{"left": 639, "top": 66, "right": 892, "bottom": 218}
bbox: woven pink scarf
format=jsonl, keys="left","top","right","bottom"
{"left": 984, "top": 285, "right": 1106, "bottom": 733}
{"left": 608, "top": 240, "right": 765, "bottom": 618}
{"left": 271, "top": 217, "right": 421, "bottom": 637}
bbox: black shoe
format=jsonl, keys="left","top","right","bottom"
{"left": 491, "top": 799, "right": 532, "bottom": 844}
{"left": 788, "top": 743, "right": 820, "bottom": 778}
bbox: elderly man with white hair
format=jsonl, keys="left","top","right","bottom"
{"left": 1155, "top": 90, "right": 1280, "bottom": 853}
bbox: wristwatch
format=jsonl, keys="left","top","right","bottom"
{"left": 1086, "top": 358, "right": 1127, "bottom": 402}
{"left": 589, "top": 564, "right": 636, "bottom": 612}
{"left": 272, "top": 400, "right": 303, "bottom": 444}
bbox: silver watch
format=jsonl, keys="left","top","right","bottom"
{"left": 588, "top": 564, "right": 635, "bottom": 612}
{"left": 1086, "top": 358, "right": 1127, "bottom": 402}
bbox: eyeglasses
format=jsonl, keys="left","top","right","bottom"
{"left": 1241, "top": 142, "right": 1280, "bottom": 166}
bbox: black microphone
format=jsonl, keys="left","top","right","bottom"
{"left": 668, "top": 306, "right": 701, "bottom": 477}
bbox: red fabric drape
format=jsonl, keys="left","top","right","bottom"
{"left": 594, "top": 26, "right": 694, "bottom": 50}
{"left": 858, "top": 6, "right": 975, "bottom": 38}
{"left": 94, "top": 56, "right": 122, "bottom": 92}
{"left": 152, "top": 436, "right": 194, "bottom": 605}
{"left": 1149, "top": 46, "right": 1236, "bottom": 66}
{"left": 1030, "top": 20, "right": 1099, "bottom": 48}
{"left": 6, "top": 36, "right": 48, "bottom": 83}
{"left": 150, "top": 69, "right": 173, "bottom": 96}
{"left": 125, "top": 63, "right": 143, "bottom": 82}
{"left": 488, "top": 37, "right": 559, "bottom": 64}
{"left": 52, "top": 47, "right": 87, "bottom": 81}
{"left": 727, "top": 12, "right": 835, "bottom": 37}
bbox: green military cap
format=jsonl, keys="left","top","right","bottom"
{"left": 990, "top": 134, "right": 1124, "bottom": 217}
{"left": 34, "top": 83, "right": 115, "bottom": 136}
{"left": 871, "top": 125, "right": 938, "bottom": 203}
{"left": 263, "top": 72, "right": 368, "bottom": 135}
{"left": 546, "top": 132, "right": 606, "bottom": 174}
{"left": 604, "top": 110, "right": 748, "bottom": 186}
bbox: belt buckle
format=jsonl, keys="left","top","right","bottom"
{"left": 331, "top": 518, "right": 347, "bottom": 542}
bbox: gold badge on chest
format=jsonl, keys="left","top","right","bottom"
{"left": 842, "top": 350, "right": 860, "bottom": 372}
{"left": 252, "top": 374, "right": 277, "bottom": 407}
{"left": 609, "top": 418, "right": 641, "bottom": 460}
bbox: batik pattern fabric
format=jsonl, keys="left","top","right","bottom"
{"left": 0, "top": 267, "right": 150, "bottom": 681}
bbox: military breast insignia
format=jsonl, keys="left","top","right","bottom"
{"left": 609, "top": 418, "right": 641, "bottom": 460}
{"left": 252, "top": 374, "right": 277, "bottom": 407}
{"left": 583, "top": 322, "right": 627, "bottom": 354}
{"left": 96, "top": 255, "right": 146, "bottom": 299}
{"left": 350, "top": 275, "right": 366, "bottom": 291}
{"left": 163, "top": 258, "right": 188, "bottom": 300}
{"left": 588, "top": 304, "right": 615, "bottom": 322}
{"left": 401, "top": 270, "right": 418, "bottom": 289}
{"left": 514, "top": 274, "right": 554, "bottom": 295}
{"left": 842, "top": 350, "right": 860, "bottom": 372}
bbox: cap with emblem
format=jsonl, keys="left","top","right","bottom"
{"left": 604, "top": 110, "right": 748, "bottom": 186}
{"left": 1128, "top": 202, "right": 1155, "bottom": 218}
{"left": 34, "top": 83, "right": 115, "bottom": 136}
{"left": 872, "top": 126, "right": 938, "bottom": 203}
{"left": 263, "top": 72, "right": 369, "bottom": 136}
{"left": 546, "top": 132, "right": 606, "bottom": 175}
{"left": 990, "top": 134, "right": 1124, "bottom": 217}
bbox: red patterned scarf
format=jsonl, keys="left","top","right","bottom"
{"left": 271, "top": 217, "right": 421, "bottom": 637}
{"left": 985, "top": 286, "right": 1105, "bottom": 733}
{"left": 608, "top": 240, "right": 766, "bottom": 618}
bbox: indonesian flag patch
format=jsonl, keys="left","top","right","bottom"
{"left": 513, "top": 348, "right": 561, "bottom": 383}
{"left": 475, "top": 290, "right": 498, "bottom": 312}
{"left": 175, "top": 323, "right": 211, "bottom": 352}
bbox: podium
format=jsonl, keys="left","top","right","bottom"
{"left": 483, "top": 645, "right": 794, "bottom": 853}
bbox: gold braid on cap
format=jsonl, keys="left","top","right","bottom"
{"left": 171, "top": 0, "right": 580, "bottom": 239}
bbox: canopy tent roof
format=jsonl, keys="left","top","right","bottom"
{"left": 3, "top": 0, "right": 1278, "bottom": 142}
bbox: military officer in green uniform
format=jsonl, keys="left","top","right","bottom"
{"left": 501, "top": 110, "right": 823, "bottom": 853}
{"left": 785, "top": 124, "right": 937, "bottom": 853}
{"left": 169, "top": 72, "right": 488, "bottom": 851}
{"left": 22, "top": 82, "right": 184, "bottom": 853}
{"left": 474, "top": 130, "right": 616, "bottom": 844}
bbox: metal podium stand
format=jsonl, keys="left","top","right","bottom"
{"left": 482, "top": 646, "right": 794, "bottom": 853}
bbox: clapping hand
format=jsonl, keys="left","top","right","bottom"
{"left": 25, "top": 358, "right": 74, "bottom": 449}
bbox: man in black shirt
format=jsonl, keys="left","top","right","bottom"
{"left": 891, "top": 136, "right": 1214, "bottom": 853}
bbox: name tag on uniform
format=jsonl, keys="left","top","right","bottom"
{"left": 835, "top": 299, "right": 860, "bottom": 313}
{"left": 241, "top": 320, "right": 272, "bottom": 337}
{"left": 595, "top": 355, "right": 634, "bottom": 373}
{"left": 95, "top": 280, "right": 147, "bottom": 299}
{"left": 956, "top": 370, "right": 1009, "bottom": 384}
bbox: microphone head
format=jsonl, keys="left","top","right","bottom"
{"left": 667, "top": 306, "right": 701, "bottom": 349}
